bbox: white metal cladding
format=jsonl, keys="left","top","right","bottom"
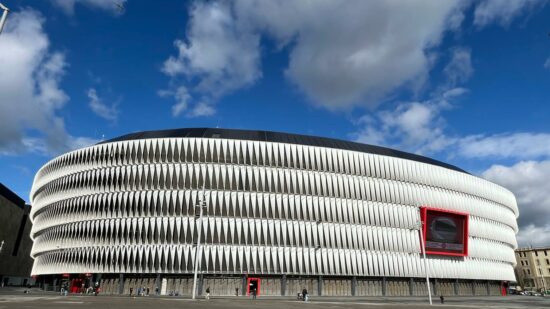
{"left": 29, "top": 138, "right": 519, "bottom": 281}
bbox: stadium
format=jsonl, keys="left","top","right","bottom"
{"left": 29, "top": 128, "right": 519, "bottom": 296}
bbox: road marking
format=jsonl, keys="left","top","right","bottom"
{"left": 54, "top": 301, "right": 84, "bottom": 304}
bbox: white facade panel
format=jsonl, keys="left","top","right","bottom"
{"left": 30, "top": 134, "right": 518, "bottom": 282}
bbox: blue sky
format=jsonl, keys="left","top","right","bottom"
{"left": 0, "top": 0, "right": 550, "bottom": 246}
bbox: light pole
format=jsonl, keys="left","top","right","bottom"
{"left": 413, "top": 219, "right": 432, "bottom": 305}
{"left": 191, "top": 183, "right": 207, "bottom": 300}
{"left": 0, "top": 3, "right": 9, "bottom": 35}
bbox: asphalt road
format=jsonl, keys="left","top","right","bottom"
{"left": 1, "top": 288, "right": 549, "bottom": 309}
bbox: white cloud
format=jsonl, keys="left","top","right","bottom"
{"left": 159, "top": 86, "right": 191, "bottom": 117}
{"left": 473, "top": 0, "right": 544, "bottom": 27}
{"left": 444, "top": 47, "right": 473, "bottom": 86}
{"left": 51, "top": 0, "right": 126, "bottom": 15}
{"left": 544, "top": 57, "right": 550, "bottom": 69}
{"left": 353, "top": 87, "right": 462, "bottom": 154}
{"left": 189, "top": 102, "right": 215, "bottom": 117}
{"left": 162, "top": 0, "right": 464, "bottom": 115}
{"left": 483, "top": 161, "right": 550, "bottom": 247}
{"left": 87, "top": 88, "right": 118, "bottom": 121}
{"left": 458, "top": 133, "right": 550, "bottom": 159}
{"left": 0, "top": 9, "right": 94, "bottom": 155}
{"left": 161, "top": 1, "right": 261, "bottom": 117}
{"left": 352, "top": 47, "right": 471, "bottom": 154}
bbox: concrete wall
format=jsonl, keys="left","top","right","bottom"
{"left": 97, "top": 274, "right": 504, "bottom": 297}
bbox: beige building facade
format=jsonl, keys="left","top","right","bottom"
{"left": 515, "top": 247, "right": 550, "bottom": 291}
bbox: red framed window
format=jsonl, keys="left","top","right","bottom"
{"left": 420, "top": 207, "right": 469, "bottom": 257}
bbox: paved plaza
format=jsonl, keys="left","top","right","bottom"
{"left": 1, "top": 288, "right": 549, "bottom": 309}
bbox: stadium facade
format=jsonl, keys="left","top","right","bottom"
{"left": 29, "top": 128, "right": 519, "bottom": 296}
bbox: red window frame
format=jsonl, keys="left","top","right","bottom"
{"left": 420, "top": 206, "right": 469, "bottom": 257}
{"left": 246, "top": 277, "right": 261, "bottom": 296}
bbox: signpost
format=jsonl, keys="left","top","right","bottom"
{"left": 192, "top": 184, "right": 207, "bottom": 300}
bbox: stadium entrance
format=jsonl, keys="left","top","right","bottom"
{"left": 247, "top": 278, "right": 260, "bottom": 296}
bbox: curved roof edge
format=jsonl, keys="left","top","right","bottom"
{"left": 99, "top": 128, "right": 468, "bottom": 174}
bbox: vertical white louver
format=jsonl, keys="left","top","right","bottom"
{"left": 29, "top": 137, "right": 518, "bottom": 282}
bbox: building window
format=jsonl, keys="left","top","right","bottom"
{"left": 545, "top": 250, "right": 548, "bottom": 256}
{"left": 525, "top": 261, "right": 529, "bottom": 266}
{"left": 546, "top": 259, "right": 549, "bottom": 265}
{"left": 535, "top": 251, "right": 539, "bottom": 257}
{"left": 537, "top": 260, "right": 541, "bottom": 266}
{"left": 527, "top": 269, "right": 531, "bottom": 275}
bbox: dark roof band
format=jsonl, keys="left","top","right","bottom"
{"left": 99, "top": 128, "right": 467, "bottom": 174}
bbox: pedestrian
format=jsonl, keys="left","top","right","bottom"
{"left": 235, "top": 287, "right": 239, "bottom": 296}
{"left": 302, "top": 288, "right": 308, "bottom": 302}
{"left": 440, "top": 295, "right": 444, "bottom": 304}
{"left": 146, "top": 287, "right": 150, "bottom": 296}
{"left": 129, "top": 287, "right": 133, "bottom": 296}
{"left": 252, "top": 287, "right": 257, "bottom": 299}
{"left": 155, "top": 286, "right": 159, "bottom": 295}
{"left": 206, "top": 286, "right": 211, "bottom": 299}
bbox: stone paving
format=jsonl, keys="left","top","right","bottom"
{"left": 1, "top": 288, "right": 549, "bottom": 309}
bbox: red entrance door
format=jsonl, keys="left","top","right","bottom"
{"left": 70, "top": 279, "right": 83, "bottom": 293}
{"left": 247, "top": 278, "right": 261, "bottom": 296}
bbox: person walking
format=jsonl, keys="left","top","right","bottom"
{"left": 146, "top": 287, "right": 150, "bottom": 296}
{"left": 302, "top": 288, "right": 308, "bottom": 302}
{"left": 155, "top": 286, "right": 159, "bottom": 296}
{"left": 129, "top": 287, "right": 133, "bottom": 296}
{"left": 205, "top": 286, "right": 211, "bottom": 300}
{"left": 252, "top": 287, "right": 257, "bottom": 299}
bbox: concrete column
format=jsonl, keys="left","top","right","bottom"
{"left": 486, "top": 280, "right": 490, "bottom": 296}
{"left": 409, "top": 277, "right": 414, "bottom": 296}
{"left": 433, "top": 278, "right": 438, "bottom": 296}
{"left": 352, "top": 276, "right": 357, "bottom": 296}
{"left": 155, "top": 274, "right": 161, "bottom": 295}
{"left": 242, "top": 275, "right": 247, "bottom": 296}
{"left": 53, "top": 278, "right": 58, "bottom": 292}
{"left": 454, "top": 279, "right": 459, "bottom": 296}
{"left": 281, "top": 274, "right": 286, "bottom": 296}
{"left": 382, "top": 277, "right": 387, "bottom": 296}
{"left": 471, "top": 281, "right": 475, "bottom": 295}
{"left": 198, "top": 274, "right": 204, "bottom": 296}
{"left": 318, "top": 275, "right": 323, "bottom": 296}
{"left": 118, "top": 274, "right": 124, "bottom": 295}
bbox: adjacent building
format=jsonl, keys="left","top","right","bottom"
{"left": 515, "top": 247, "right": 550, "bottom": 291}
{"left": 29, "top": 128, "right": 519, "bottom": 296}
{"left": 0, "top": 183, "right": 35, "bottom": 286}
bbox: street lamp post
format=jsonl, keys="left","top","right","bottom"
{"left": 414, "top": 219, "right": 432, "bottom": 305}
{"left": 0, "top": 3, "right": 9, "bottom": 35}
{"left": 191, "top": 183, "right": 207, "bottom": 300}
